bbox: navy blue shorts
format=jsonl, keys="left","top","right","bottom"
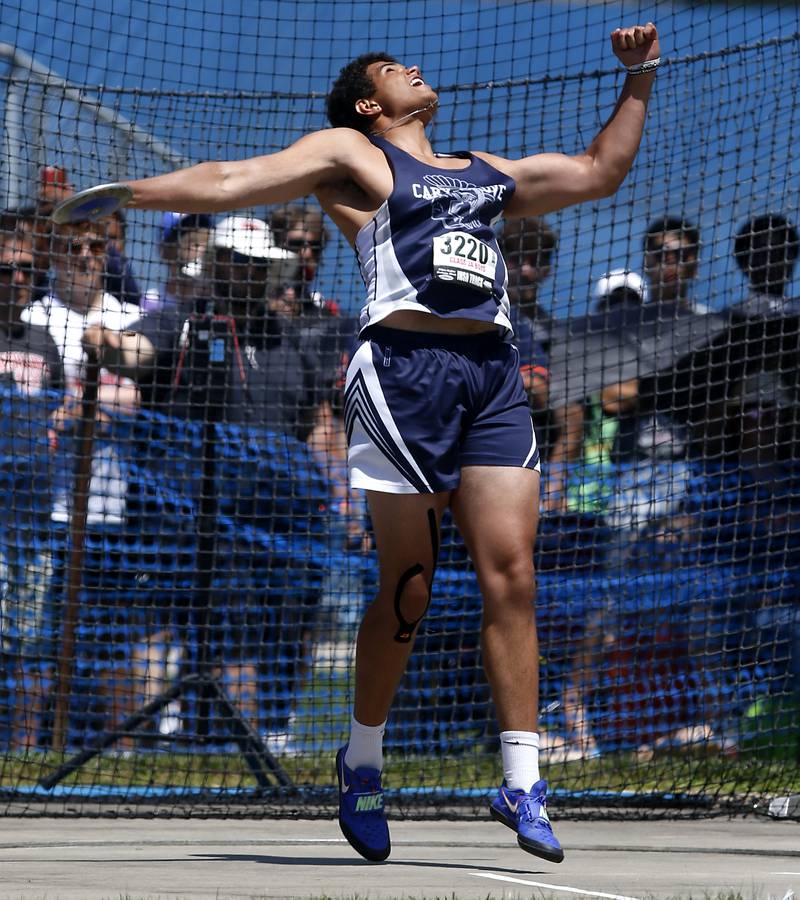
{"left": 344, "top": 326, "right": 540, "bottom": 494}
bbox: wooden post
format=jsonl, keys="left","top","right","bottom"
{"left": 51, "top": 353, "right": 100, "bottom": 753}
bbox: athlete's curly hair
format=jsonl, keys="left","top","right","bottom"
{"left": 326, "top": 52, "right": 397, "bottom": 133}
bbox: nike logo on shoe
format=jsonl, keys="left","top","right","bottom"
{"left": 501, "top": 788, "right": 520, "bottom": 813}
{"left": 355, "top": 793, "right": 384, "bottom": 812}
{"left": 339, "top": 754, "right": 351, "bottom": 793}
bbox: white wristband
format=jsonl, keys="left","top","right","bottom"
{"left": 626, "top": 57, "right": 660, "bottom": 75}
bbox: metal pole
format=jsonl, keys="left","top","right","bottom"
{"left": 0, "top": 44, "right": 190, "bottom": 169}
{"left": 2, "top": 70, "right": 24, "bottom": 208}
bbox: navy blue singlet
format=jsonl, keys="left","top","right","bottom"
{"left": 355, "top": 136, "right": 517, "bottom": 335}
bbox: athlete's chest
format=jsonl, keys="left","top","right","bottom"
{"left": 381, "top": 146, "right": 511, "bottom": 230}
{"left": 397, "top": 171, "right": 510, "bottom": 228}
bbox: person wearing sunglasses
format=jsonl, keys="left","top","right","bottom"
{"left": 268, "top": 203, "right": 329, "bottom": 306}
{"left": 20, "top": 220, "right": 141, "bottom": 547}
{"left": 22, "top": 220, "right": 140, "bottom": 394}
{"left": 267, "top": 202, "right": 354, "bottom": 426}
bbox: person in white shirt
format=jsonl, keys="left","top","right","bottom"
{"left": 23, "top": 220, "right": 140, "bottom": 392}
{"left": 22, "top": 220, "right": 141, "bottom": 524}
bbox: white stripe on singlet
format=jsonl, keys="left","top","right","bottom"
{"left": 357, "top": 202, "right": 420, "bottom": 332}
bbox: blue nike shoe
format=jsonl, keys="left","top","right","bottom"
{"left": 489, "top": 779, "right": 564, "bottom": 863}
{"left": 336, "top": 746, "right": 390, "bottom": 862}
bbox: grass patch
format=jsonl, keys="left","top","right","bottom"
{"left": 1, "top": 745, "right": 798, "bottom": 805}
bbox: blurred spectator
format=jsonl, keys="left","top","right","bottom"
{"left": 98, "top": 215, "right": 304, "bottom": 426}
{"left": 546, "top": 270, "right": 666, "bottom": 513}
{"left": 724, "top": 369, "right": 794, "bottom": 471}
{"left": 592, "top": 269, "right": 647, "bottom": 313}
{"left": 731, "top": 213, "right": 799, "bottom": 317}
{"left": 549, "top": 267, "right": 694, "bottom": 529}
{"left": 268, "top": 205, "right": 367, "bottom": 638}
{"left": 0, "top": 208, "right": 36, "bottom": 244}
{"left": 14, "top": 219, "right": 141, "bottom": 745}
{"left": 38, "top": 167, "right": 141, "bottom": 306}
{"left": 498, "top": 216, "right": 556, "bottom": 449}
{"left": 498, "top": 215, "right": 557, "bottom": 346}
{"left": 84, "top": 215, "right": 320, "bottom": 748}
{"left": 0, "top": 208, "right": 47, "bottom": 300}
{"left": 268, "top": 203, "right": 332, "bottom": 311}
{"left": 267, "top": 203, "right": 352, "bottom": 386}
{"left": 103, "top": 209, "right": 141, "bottom": 306}
{"left": 0, "top": 227, "right": 62, "bottom": 387}
{"left": 4, "top": 203, "right": 55, "bottom": 306}
{"left": 143, "top": 212, "right": 214, "bottom": 314}
{"left": 0, "top": 224, "right": 65, "bottom": 749}
{"left": 699, "top": 214, "right": 800, "bottom": 460}
{"left": 643, "top": 215, "right": 707, "bottom": 313}
{"left": 22, "top": 220, "right": 139, "bottom": 407}
{"left": 31, "top": 166, "right": 73, "bottom": 304}
{"left": 547, "top": 270, "right": 696, "bottom": 756}
{"left": 39, "top": 165, "right": 72, "bottom": 207}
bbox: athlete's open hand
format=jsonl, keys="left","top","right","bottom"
{"left": 611, "top": 22, "right": 659, "bottom": 68}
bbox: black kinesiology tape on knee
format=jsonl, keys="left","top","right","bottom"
{"left": 393, "top": 509, "right": 440, "bottom": 643}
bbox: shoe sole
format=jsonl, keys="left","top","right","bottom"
{"left": 336, "top": 749, "right": 391, "bottom": 863}
{"left": 337, "top": 815, "right": 391, "bottom": 863}
{"left": 489, "top": 805, "right": 565, "bottom": 864}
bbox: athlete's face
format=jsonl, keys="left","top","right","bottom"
{"left": 365, "top": 60, "right": 438, "bottom": 120}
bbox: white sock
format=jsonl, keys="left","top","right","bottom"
{"left": 501, "top": 730, "right": 540, "bottom": 791}
{"left": 344, "top": 716, "right": 386, "bottom": 772}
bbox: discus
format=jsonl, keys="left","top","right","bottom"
{"left": 51, "top": 183, "right": 134, "bottom": 225}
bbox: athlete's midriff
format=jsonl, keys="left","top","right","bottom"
{"left": 379, "top": 309, "right": 501, "bottom": 335}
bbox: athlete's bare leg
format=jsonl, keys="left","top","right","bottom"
{"left": 451, "top": 465, "right": 541, "bottom": 732}
{"left": 353, "top": 490, "right": 450, "bottom": 726}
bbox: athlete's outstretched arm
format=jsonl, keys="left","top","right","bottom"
{"left": 490, "top": 23, "right": 660, "bottom": 217}
{"left": 122, "top": 128, "right": 366, "bottom": 214}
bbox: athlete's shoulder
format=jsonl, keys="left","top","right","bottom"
{"left": 299, "top": 127, "right": 378, "bottom": 161}
{"left": 470, "top": 150, "right": 517, "bottom": 178}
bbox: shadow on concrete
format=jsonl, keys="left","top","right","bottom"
{"left": 191, "top": 852, "right": 547, "bottom": 876}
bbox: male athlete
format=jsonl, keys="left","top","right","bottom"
{"left": 76, "top": 22, "right": 660, "bottom": 863}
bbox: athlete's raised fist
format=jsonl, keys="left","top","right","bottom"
{"left": 611, "top": 22, "right": 659, "bottom": 68}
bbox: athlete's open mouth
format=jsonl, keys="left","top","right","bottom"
{"left": 410, "top": 77, "right": 425, "bottom": 87}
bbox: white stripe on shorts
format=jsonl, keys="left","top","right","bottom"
{"left": 523, "top": 417, "right": 539, "bottom": 469}
{"left": 345, "top": 341, "right": 434, "bottom": 494}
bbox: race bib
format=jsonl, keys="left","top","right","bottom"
{"left": 432, "top": 231, "right": 498, "bottom": 295}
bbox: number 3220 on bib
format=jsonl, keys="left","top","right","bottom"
{"left": 432, "top": 231, "right": 498, "bottom": 295}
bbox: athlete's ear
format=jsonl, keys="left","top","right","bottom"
{"left": 355, "top": 98, "right": 382, "bottom": 119}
